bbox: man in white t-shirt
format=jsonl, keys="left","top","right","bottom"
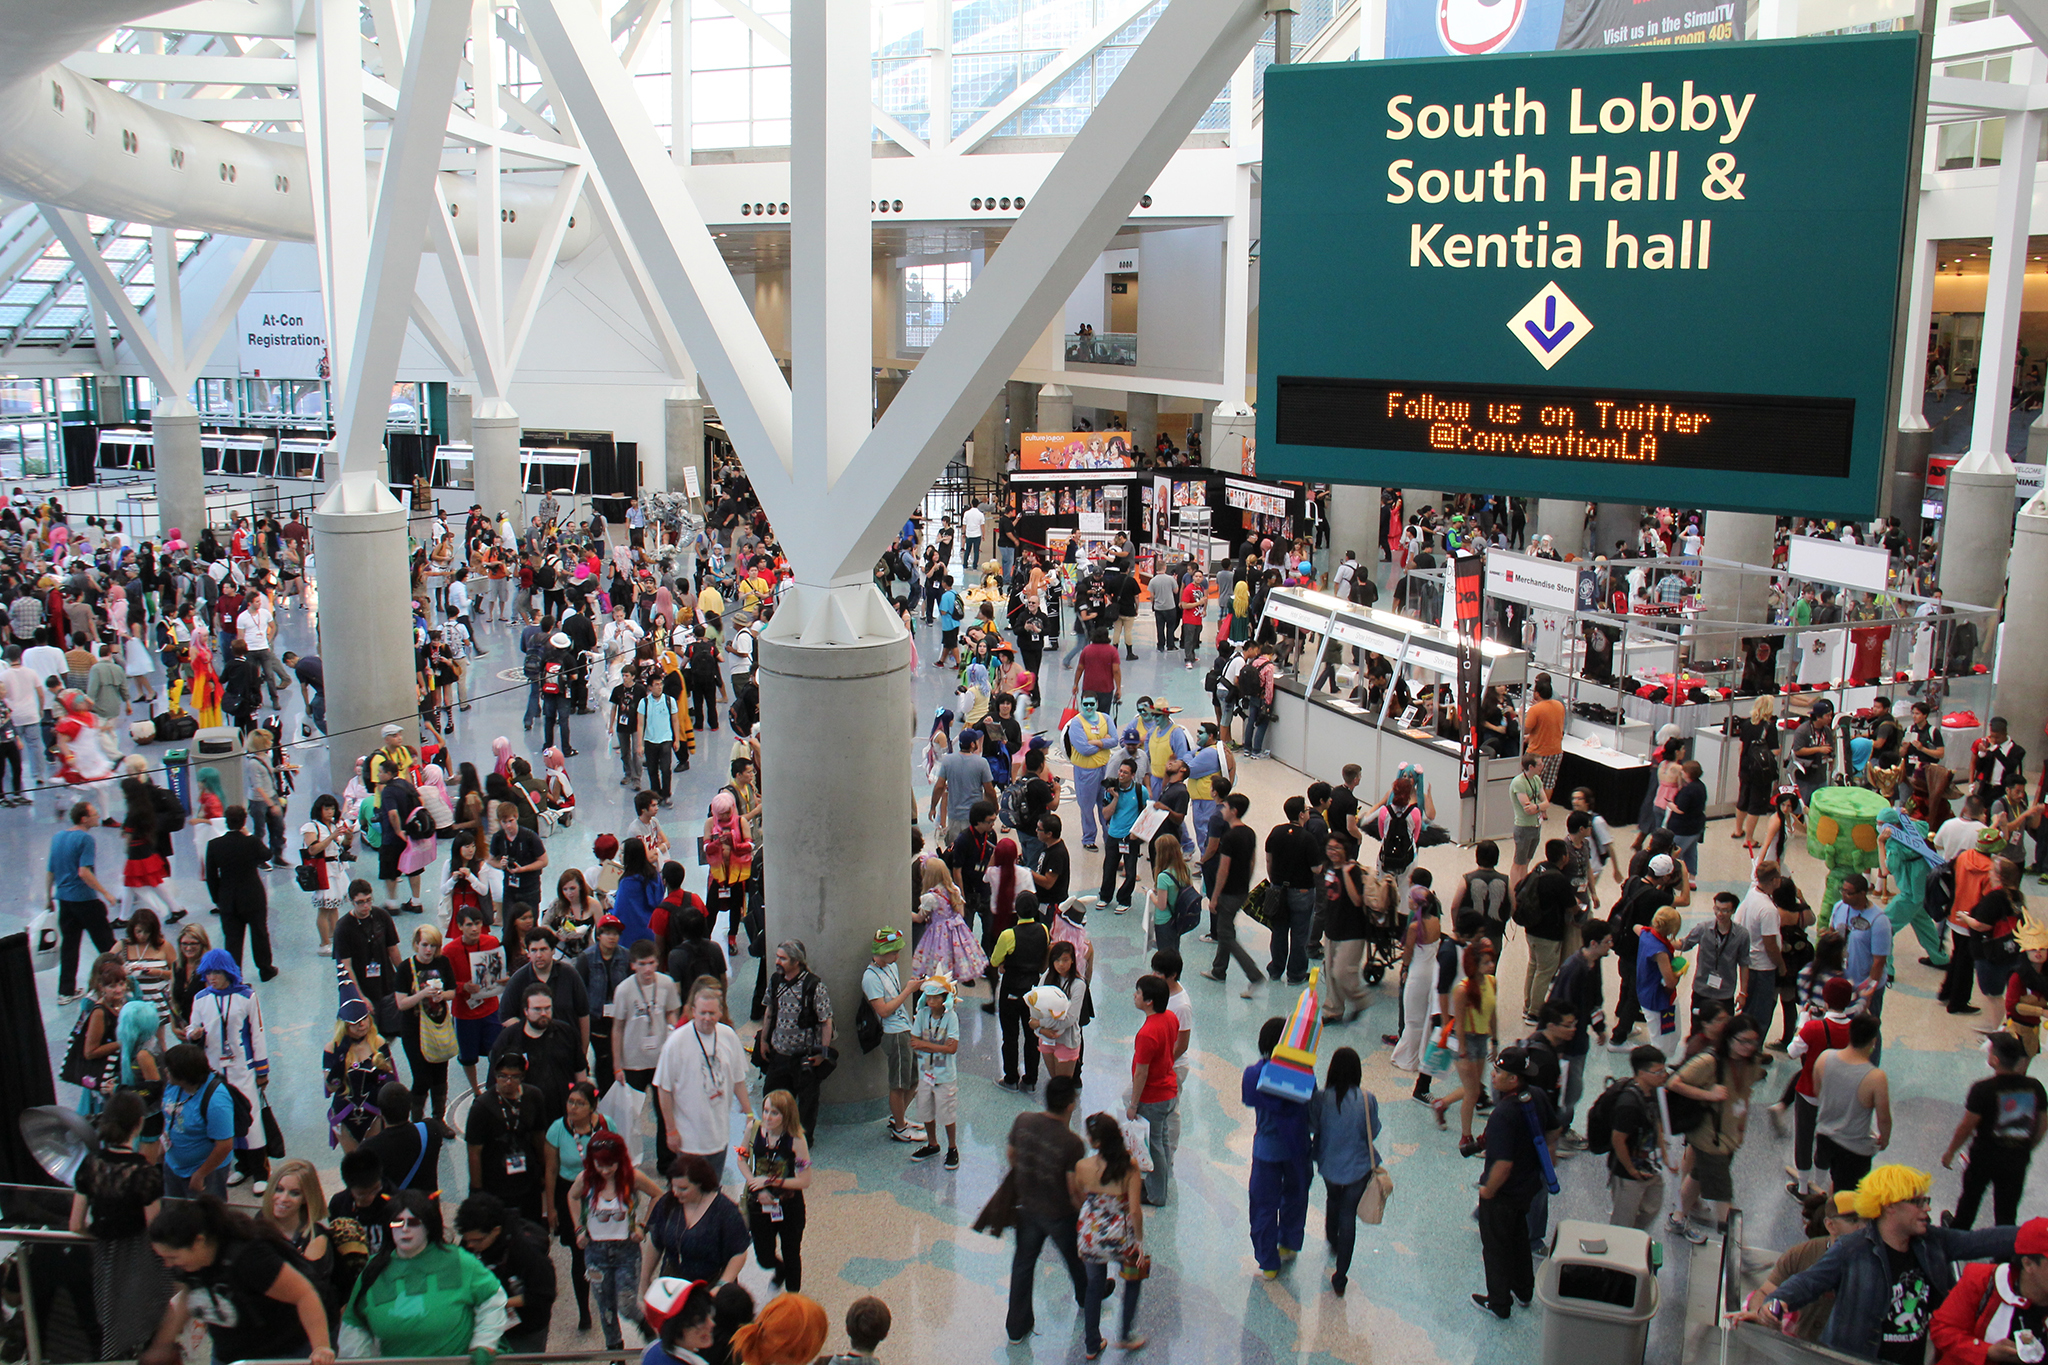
{"left": 1735, "top": 860, "right": 1785, "bottom": 1032}
{"left": 2, "top": 646, "right": 49, "bottom": 782}
{"left": 863, "top": 927, "right": 925, "bottom": 1143}
{"left": 962, "top": 501, "right": 986, "bottom": 571}
{"left": 599, "top": 603, "right": 645, "bottom": 690}
{"left": 652, "top": 979, "right": 752, "bottom": 1183}
{"left": 235, "top": 593, "right": 289, "bottom": 707}
{"left": 610, "top": 939, "right": 680, "bottom": 1106}
{"left": 1937, "top": 800, "right": 1990, "bottom": 861}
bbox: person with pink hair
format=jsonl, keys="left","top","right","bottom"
{"left": 491, "top": 735, "right": 514, "bottom": 781}
{"left": 703, "top": 790, "right": 753, "bottom": 947}
{"left": 542, "top": 746, "right": 575, "bottom": 824}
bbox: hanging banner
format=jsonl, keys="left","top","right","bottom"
{"left": 1484, "top": 548, "right": 1580, "bottom": 610}
{"left": 1152, "top": 474, "right": 1171, "bottom": 543}
{"left": 1225, "top": 479, "right": 1290, "bottom": 518}
{"left": 237, "top": 291, "right": 329, "bottom": 380}
{"left": 1020, "top": 431, "right": 1136, "bottom": 471}
{"left": 1454, "top": 553, "right": 1487, "bottom": 796}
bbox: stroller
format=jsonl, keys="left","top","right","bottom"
{"left": 1359, "top": 890, "right": 1403, "bottom": 986}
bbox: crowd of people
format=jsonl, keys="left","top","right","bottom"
{"left": 25, "top": 459, "right": 2048, "bottom": 1365}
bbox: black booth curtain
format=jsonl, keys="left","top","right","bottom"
{"left": 0, "top": 932, "right": 57, "bottom": 1186}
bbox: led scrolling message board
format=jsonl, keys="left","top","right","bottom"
{"left": 1277, "top": 377, "right": 1854, "bottom": 476}
{"left": 1255, "top": 35, "right": 1920, "bottom": 516}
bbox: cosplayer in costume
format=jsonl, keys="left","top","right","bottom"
{"left": 1065, "top": 696, "right": 1115, "bottom": 850}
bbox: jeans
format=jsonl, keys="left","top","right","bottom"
{"left": 1154, "top": 608, "right": 1177, "bottom": 651}
{"left": 585, "top": 1237, "right": 641, "bottom": 1348}
{"left": 1183, "top": 623, "right": 1201, "bottom": 664}
{"left": 1673, "top": 832, "right": 1701, "bottom": 876}
{"left": 247, "top": 647, "right": 291, "bottom": 705}
{"left": 1559, "top": 1053, "right": 1588, "bottom": 1131}
{"left": 1083, "top": 1258, "right": 1140, "bottom": 1353}
{"left": 1266, "top": 886, "right": 1315, "bottom": 982}
{"left": 57, "top": 897, "right": 114, "bottom": 996}
{"left": 1000, "top": 546, "right": 1014, "bottom": 576}
{"left": 1098, "top": 835, "right": 1141, "bottom": 906}
{"left": 618, "top": 733, "right": 643, "bottom": 786}
{"left": 964, "top": 536, "right": 981, "bottom": 569}
{"left": 1248, "top": 1155, "right": 1310, "bottom": 1271}
{"left": 1063, "top": 634, "right": 1087, "bottom": 667}
{"left": 1325, "top": 1176, "right": 1367, "bottom": 1278}
{"left": 542, "top": 695, "right": 573, "bottom": 752}
{"left": 164, "top": 1164, "right": 229, "bottom": 1201}
{"left": 1527, "top": 1186, "right": 1550, "bottom": 1255}
{"left": 1007, "top": 1210, "right": 1088, "bottom": 1340}
{"left": 644, "top": 739, "right": 673, "bottom": 801}
{"left": 1209, "top": 893, "right": 1264, "bottom": 986}
{"left": 1135, "top": 1097, "right": 1176, "bottom": 1204}
{"left": 1246, "top": 706, "right": 1271, "bottom": 754}
{"left": 1477, "top": 1194, "right": 1535, "bottom": 1316}
{"left": 524, "top": 679, "right": 542, "bottom": 729}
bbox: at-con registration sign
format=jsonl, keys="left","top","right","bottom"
{"left": 1255, "top": 35, "right": 1920, "bottom": 516}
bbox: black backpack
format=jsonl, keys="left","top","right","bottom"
{"left": 1927, "top": 861, "right": 1957, "bottom": 923}
{"left": 152, "top": 781, "right": 187, "bottom": 833}
{"left": 1584, "top": 1078, "right": 1628, "bottom": 1155}
{"left": 688, "top": 639, "right": 719, "bottom": 676}
{"left": 1171, "top": 878, "right": 1205, "bottom": 935}
{"left": 523, "top": 636, "right": 546, "bottom": 681}
{"left": 1663, "top": 1057, "right": 1720, "bottom": 1138}
{"left": 1512, "top": 867, "right": 1544, "bottom": 928}
{"left": 1378, "top": 804, "right": 1416, "bottom": 873}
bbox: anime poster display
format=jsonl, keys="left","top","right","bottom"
{"left": 1021, "top": 431, "right": 1136, "bottom": 471}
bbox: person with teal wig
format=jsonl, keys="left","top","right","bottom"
{"left": 193, "top": 766, "right": 228, "bottom": 864}
{"left": 1878, "top": 803, "right": 1948, "bottom": 967}
{"left": 117, "top": 997, "right": 165, "bottom": 1147}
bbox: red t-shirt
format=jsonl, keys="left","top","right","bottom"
{"left": 444, "top": 933, "right": 504, "bottom": 1021}
{"left": 1077, "top": 642, "right": 1119, "bottom": 693}
{"left": 1133, "top": 1011, "right": 1179, "bottom": 1104}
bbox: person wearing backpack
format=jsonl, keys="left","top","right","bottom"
{"left": 1514, "top": 840, "right": 1577, "bottom": 1019}
{"left": 1148, "top": 835, "right": 1201, "bottom": 957}
{"left": 1359, "top": 774, "right": 1424, "bottom": 891}
{"left": 519, "top": 614, "right": 555, "bottom": 733}
{"left": 1665, "top": 1013, "right": 1767, "bottom": 1245}
{"left": 1449, "top": 840, "right": 1511, "bottom": 940}
{"left": 1544, "top": 919, "right": 1613, "bottom": 1148}
{"left": 1321, "top": 836, "right": 1385, "bottom": 1023}
{"left": 1599, "top": 1044, "right": 1671, "bottom": 1231}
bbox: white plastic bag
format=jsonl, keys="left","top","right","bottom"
{"left": 1120, "top": 1115, "right": 1154, "bottom": 1174}
{"left": 30, "top": 908, "right": 57, "bottom": 973}
{"left": 598, "top": 1079, "right": 648, "bottom": 1136}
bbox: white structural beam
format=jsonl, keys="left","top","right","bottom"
{"left": 65, "top": 53, "right": 301, "bottom": 86}
{"left": 522, "top": 0, "right": 796, "bottom": 510}
{"left": 409, "top": 292, "right": 474, "bottom": 377}
{"left": 44, "top": 209, "right": 178, "bottom": 394}
{"left": 949, "top": 0, "right": 1158, "bottom": 155}
{"left": 583, "top": 176, "right": 694, "bottom": 380}
{"left": 149, "top": 227, "right": 185, "bottom": 376}
{"left": 504, "top": 167, "right": 589, "bottom": 375}
{"left": 789, "top": 0, "right": 869, "bottom": 492}
{"left": 824, "top": 0, "right": 1271, "bottom": 584}
{"left": 300, "top": 0, "right": 370, "bottom": 397}
{"left": 332, "top": 0, "right": 473, "bottom": 475}
{"left": 127, "top": 96, "right": 306, "bottom": 120}
{"left": 183, "top": 237, "right": 279, "bottom": 376}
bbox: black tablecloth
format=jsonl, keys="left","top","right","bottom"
{"left": 1557, "top": 750, "right": 1653, "bottom": 829}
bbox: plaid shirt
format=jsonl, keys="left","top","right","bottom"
{"left": 1656, "top": 574, "right": 1685, "bottom": 604}
{"left": 7, "top": 594, "right": 41, "bottom": 640}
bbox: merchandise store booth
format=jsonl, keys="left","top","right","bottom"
{"left": 1259, "top": 586, "right": 1529, "bottom": 843}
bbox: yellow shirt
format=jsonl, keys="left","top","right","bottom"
{"left": 1068, "top": 713, "right": 1113, "bottom": 769}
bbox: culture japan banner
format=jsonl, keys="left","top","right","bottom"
{"left": 1019, "top": 431, "right": 1136, "bottom": 471}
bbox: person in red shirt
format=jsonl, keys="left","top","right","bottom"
{"left": 1126, "top": 975, "right": 1179, "bottom": 1206}
{"left": 1930, "top": 1216, "right": 2048, "bottom": 1365}
{"left": 1072, "top": 629, "right": 1122, "bottom": 716}
{"left": 443, "top": 903, "right": 505, "bottom": 1097}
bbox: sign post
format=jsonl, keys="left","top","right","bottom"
{"left": 1256, "top": 35, "right": 1922, "bottom": 517}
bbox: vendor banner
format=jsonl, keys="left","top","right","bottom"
{"left": 1454, "top": 553, "right": 1486, "bottom": 796}
{"left": 1225, "top": 479, "right": 1289, "bottom": 518}
{"left": 1386, "top": 0, "right": 1746, "bottom": 59}
{"left": 1020, "top": 431, "right": 1135, "bottom": 471}
{"left": 1484, "top": 548, "right": 1579, "bottom": 611}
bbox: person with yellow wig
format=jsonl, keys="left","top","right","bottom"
{"left": 1757, "top": 1164, "right": 2016, "bottom": 1360}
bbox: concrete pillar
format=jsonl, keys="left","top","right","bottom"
{"left": 1037, "top": 384, "right": 1074, "bottom": 435}
{"left": 97, "top": 376, "right": 125, "bottom": 426}
{"left": 1208, "top": 401, "right": 1254, "bottom": 472}
{"left": 1126, "top": 390, "right": 1159, "bottom": 459}
{"left": 1697, "top": 510, "right": 1776, "bottom": 656}
{"left": 151, "top": 405, "right": 207, "bottom": 545}
{"left": 1005, "top": 379, "right": 1037, "bottom": 453}
{"left": 1534, "top": 499, "right": 1582, "bottom": 554}
{"left": 1328, "top": 483, "right": 1380, "bottom": 585}
{"left": 664, "top": 395, "right": 704, "bottom": 498}
{"left": 471, "top": 406, "right": 525, "bottom": 531}
{"left": 756, "top": 582, "right": 912, "bottom": 1118}
{"left": 969, "top": 393, "right": 1003, "bottom": 483}
{"left": 310, "top": 474, "right": 420, "bottom": 796}
{"left": 1943, "top": 104, "right": 2039, "bottom": 618}
{"left": 1898, "top": 237, "right": 1938, "bottom": 528}
{"left": 1996, "top": 491, "right": 2048, "bottom": 771}
{"left": 446, "top": 388, "right": 474, "bottom": 445}
{"left": 2027, "top": 407, "right": 2048, "bottom": 467}
{"left": 1593, "top": 503, "right": 1644, "bottom": 560}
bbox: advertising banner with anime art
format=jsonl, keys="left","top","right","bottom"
{"left": 1019, "top": 431, "right": 1136, "bottom": 471}
{"left": 1387, "top": 0, "right": 1746, "bottom": 58}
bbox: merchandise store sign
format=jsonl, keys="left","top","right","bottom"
{"left": 1257, "top": 35, "right": 1920, "bottom": 517}
{"left": 1485, "top": 547, "right": 1579, "bottom": 609}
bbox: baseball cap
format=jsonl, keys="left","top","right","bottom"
{"left": 1493, "top": 1046, "right": 1535, "bottom": 1078}
{"left": 1648, "top": 853, "right": 1675, "bottom": 878}
{"left": 1822, "top": 976, "right": 1855, "bottom": 1011}
{"left": 2016, "top": 1217, "right": 2048, "bottom": 1256}
{"left": 642, "top": 1278, "right": 711, "bottom": 1336}
{"left": 596, "top": 914, "right": 623, "bottom": 932}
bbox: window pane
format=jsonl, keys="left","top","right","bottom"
{"left": 695, "top": 119, "right": 749, "bottom": 148}
{"left": 694, "top": 68, "right": 750, "bottom": 123}
{"left": 693, "top": 15, "right": 750, "bottom": 70}
{"left": 752, "top": 118, "right": 790, "bottom": 146}
{"left": 752, "top": 64, "right": 790, "bottom": 120}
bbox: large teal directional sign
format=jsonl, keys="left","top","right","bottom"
{"left": 1256, "top": 34, "right": 1921, "bottom": 516}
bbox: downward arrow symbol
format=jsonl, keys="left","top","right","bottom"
{"left": 1524, "top": 295, "right": 1573, "bottom": 353}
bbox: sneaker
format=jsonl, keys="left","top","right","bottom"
{"left": 1200, "top": 970, "right": 1228, "bottom": 984}
{"left": 909, "top": 1144, "right": 941, "bottom": 1162}
{"left": 1471, "top": 1293, "right": 1508, "bottom": 1320}
{"left": 253, "top": 1180, "right": 268, "bottom": 1197}
{"left": 1666, "top": 1215, "right": 1708, "bottom": 1245}
{"left": 316, "top": 944, "right": 332, "bottom": 956}
{"left": 1557, "top": 1130, "right": 1587, "bottom": 1152}
{"left": 888, "top": 1122, "right": 922, "bottom": 1143}
{"left": 944, "top": 1149, "right": 960, "bottom": 1170}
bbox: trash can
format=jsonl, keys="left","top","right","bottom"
{"left": 1536, "top": 1220, "right": 1659, "bottom": 1365}
{"left": 163, "top": 748, "right": 192, "bottom": 815}
{"left": 193, "top": 726, "right": 246, "bottom": 809}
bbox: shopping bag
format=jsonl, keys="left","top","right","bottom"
{"left": 1119, "top": 1115, "right": 1154, "bottom": 1174}
{"left": 29, "top": 908, "right": 57, "bottom": 973}
{"left": 598, "top": 1079, "right": 648, "bottom": 1136}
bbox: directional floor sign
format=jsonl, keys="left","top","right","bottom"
{"left": 1255, "top": 35, "right": 1921, "bottom": 516}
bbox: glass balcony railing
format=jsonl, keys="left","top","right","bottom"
{"left": 1066, "top": 331, "right": 1137, "bottom": 366}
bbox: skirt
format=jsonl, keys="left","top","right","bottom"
{"left": 93, "top": 1233, "right": 176, "bottom": 1359}
{"left": 911, "top": 909, "right": 990, "bottom": 984}
{"left": 122, "top": 636, "right": 155, "bottom": 678}
{"left": 124, "top": 854, "right": 169, "bottom": 887}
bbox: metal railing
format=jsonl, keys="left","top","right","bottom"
{"left": 1064, "top": 332, "right": 1137, "bottom": 367}
{"left": 1716, "top": 1204, "right": 1876, "bottom": 1365}
{"left": 0, "top": 1222, "right": 96, "bottom": 1365}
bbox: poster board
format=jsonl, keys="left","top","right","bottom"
{"left": 1021, "top": 431, "right": 1136, "bottom": 471}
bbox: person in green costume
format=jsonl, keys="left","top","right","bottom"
{"left": 1877, "top": 804, "right": 1949, "bottom": 967}
{"left": 340, "top": 1189, "right": 507, "bottom": 1365}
